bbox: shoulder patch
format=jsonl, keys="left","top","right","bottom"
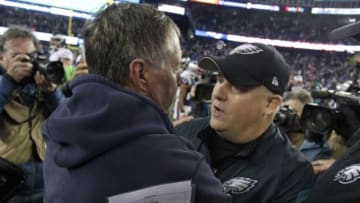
{"left": 334, "top": 164, "right": 360, "bottom": 184}
{"left": 223, "top": 177, "right": 258, "bottom": 194}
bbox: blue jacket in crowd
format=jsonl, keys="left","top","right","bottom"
{"left": 42, "top": 74, "right": 229, "bottom": 203}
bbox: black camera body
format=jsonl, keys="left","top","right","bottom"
{"left": 193, "top": 71, "right": 217, "bottom": 102}
{"left": 22, "top": 51, "right": 65, "bottom": 85}
{"left": 0, "top": 157, "right": 25, "bottom": 202}
{"left": 300, "top": 89, "right": 360, "bottom": 144}
{"left": 274, "top": 105, "right": 302, "bottom": 135}
{"left": 300, "top": 103, "right": 340, "bottom": 144}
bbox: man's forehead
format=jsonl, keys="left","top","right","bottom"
{"left": 3, "top": 38, "right": 36, "bottom": 53}
{"left": 170, "top": 33, "right": 182, "bottom": 63}
{"left": 4, "top": 38, "right": 34, "bottom": 47}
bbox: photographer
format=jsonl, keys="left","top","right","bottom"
{"left": 0, "top": 26, "right": 64, "bottom": 202}
{"left": 178, "top": 61, "right": 213, "bottom": 118}
{"left": 177, "top": 61, "right": 202, "bottom": 117}
{"left": 280, "top": 88, "right": 314, "bottom": 149}
{"left": 305, "top": 21, "right": 360, "bottom": 203}
{"left": 281, "top": 88, "right": 333, "bottom": 161}
{"left": 176, "top": 43, "right": 315, "bottom": 203}
{"left": 280, "top": 89, "right": 347, "bottom": 175}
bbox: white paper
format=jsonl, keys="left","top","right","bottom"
{"left": 108, "top": 180, "right": 192, "bottom": 203}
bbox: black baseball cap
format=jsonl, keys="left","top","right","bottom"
{"left": 198, "top": 43, "right": 290, "bottom": 95}
{"left": 329, "top": 21, "right": 360, "bottom": 41}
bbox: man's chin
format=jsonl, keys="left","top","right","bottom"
{"left": 210, "top": 119, "right": 225, "bottom": 132}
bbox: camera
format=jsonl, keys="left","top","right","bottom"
{"left": 300, "top": 89, "right": 360, "bottom": 144}
{"left": 22, "top": 51, "right": 65, "bottom": 85}
{"left": 193, "top": 71, "right": 217, "bottom": 102}
{"left": 0, "top": 157, "right": 25, "bottom": 202}
{"left": 274, "top": 105, "right": 303, "bottom": 135}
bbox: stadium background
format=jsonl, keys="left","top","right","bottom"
{"left": 1, "top": 0, "right": 360, "bottom": 96}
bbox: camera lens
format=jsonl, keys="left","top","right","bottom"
{"left": 45, "top": 61, "right": 64, "bottom": 84}
{"left": 310, "top": 108, "right": 333, "bottom": 131}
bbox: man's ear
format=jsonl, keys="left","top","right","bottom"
{"left": 265, "top": 95, "right": 282, "bottom": 116}
{"left": 0, "top": 53, "right": 5, "bottom": 69}
{"left": 0, "top": 52, "right": 4, "bottom": 63}
{"left": 127, "top": 58, "right": 148, "bottom": 92}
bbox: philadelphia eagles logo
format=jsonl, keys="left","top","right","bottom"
{"left": 334, "top": 164, "right": 360, "bottom": 184}
{"left": 223, "top": 177, "right": 258, "bottom": 194}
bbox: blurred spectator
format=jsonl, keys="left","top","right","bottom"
{"left": 282, "top": 88, "right": 313, "bottom": 148}
{"left": 188, "top": 2, "right": 360, "bottom": 44}
{"left": 0, "top": 6, "right": 86, "bottom": 37}
{"left": 310, "top": 132, "right": 347, "bottom": 175}
{"left": 50, "top": 47, "right": 75, "bottom": 82}
{"left": 182, "top": 38, "right": 354, "bottom": 93}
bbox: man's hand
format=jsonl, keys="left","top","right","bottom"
{"left": 34, "top": 71, "right": 57, "bottom": 93}
{"left": 71, "top": 62, "right": 88, "bottom": 80}
{"left": 173, "top": 115, "right": 193, "bottom": 127}
{"left": 311, "top": 158, "right": 336, "bottom": 175}
{"left": 6, "top": 54, "right": 33, "bottom": 83}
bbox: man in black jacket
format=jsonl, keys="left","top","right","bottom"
{"left": 176, "top": 43, "right": 315, "bottom": 203}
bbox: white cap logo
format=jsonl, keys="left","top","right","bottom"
{"left": 230, "top": 44, "right": 263, "bottom": 55}
{"left": 272, "top": 76, "right": 279, "bottom": 87}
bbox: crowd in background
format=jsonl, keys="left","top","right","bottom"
{"left": 0, "top": 6, "right": 86, "bottom": 37}
{"left": 183, "top": 38, "right": 355, "bottom": 91}
{"left": 246, "top": 0, "right": 360, "bottom": 8}
{"left": 1, "top": 3, "right": 360, "bottom": 45}
{"left": 0, "top": 3, "right": 357, "bottom": 113}
{"left": 188, "top": 2, "right": 360, "bottom": 44}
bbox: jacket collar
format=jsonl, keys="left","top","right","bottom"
{"left": 199, "top": 124, "right": 277, "bottom": 168}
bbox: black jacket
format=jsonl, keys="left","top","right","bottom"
{"left": 42, "top": 75, "right": 229, "bottom": 203}
{"left": 176, "top": 117, "right": 315, "bottom": 203}
{"left": 306, "top": 129, "right": 360, "bottom": 203}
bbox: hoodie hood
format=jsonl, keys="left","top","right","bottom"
{"left": 42, "top": 74, "right": 174, "bottom": 169}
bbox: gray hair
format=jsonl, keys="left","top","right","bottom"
{"left": 284, "top": 88, "right": 313, "bottom": 104}
{"left": 0, "top": 26, "right": 39, "bottom": 52}
{"left": 83, "top": 3, "right": 180, "bottom": 85}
